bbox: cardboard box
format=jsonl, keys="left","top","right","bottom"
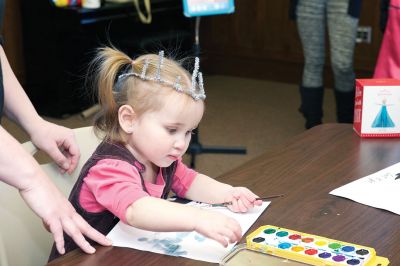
{"left": 354, "top": 79, "right": 400, "bottom": 137}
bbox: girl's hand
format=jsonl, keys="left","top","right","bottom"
{"left": 223, "top": 187, "right": 262, "bottom": 213}
{"left": 29, "top": 120, "right": 80, "bottom": 174}
{"left": 193, "top": 209, "right": 242, "bottom": 247}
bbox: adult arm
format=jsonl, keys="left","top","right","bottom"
{"left": 0, "top": 126, "right": 111, "bottom": 254}
{"left": 0, "top": 45, "right": 79, "bottom": 174}
{"left": 0, "top": 45, "right": 111, "bottom": 254}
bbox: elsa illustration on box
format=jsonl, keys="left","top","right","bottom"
{"left": 371, "top": 98, "right": 395, "bottom": 128}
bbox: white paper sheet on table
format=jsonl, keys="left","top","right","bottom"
{"left": 107, "top": 201, "right": 269, "bottom": 263}
{"left": 330, "top": 162, "right": 400, "bottom": 215}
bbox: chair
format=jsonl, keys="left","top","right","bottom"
{"left": 0, "top": 232, "right": 8, "bottom": 266}
{"left": 0, "top": 126, "right": 101, "bottom": 266}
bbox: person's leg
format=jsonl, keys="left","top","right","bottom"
{"left": 296, "top": 0, "right": 327, "bottom": 129}
{"left": 327, "top": 0, "right": 359, "bottom": 123}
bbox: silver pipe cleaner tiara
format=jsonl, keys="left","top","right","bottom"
{"left": 117, "top": 51, "right": 206, "bottom": 101}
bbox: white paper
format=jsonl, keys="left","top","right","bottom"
{"left": 330, "top": 162, "right": 400, "bottom": 215}
{"left": 107, "top": 202, "right": 269, "bottom": 263}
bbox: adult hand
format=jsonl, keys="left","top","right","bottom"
{"left": 19, "top": 173, "right": 112, "bottom": 254}
{"left": 29, "top": 120, "right": 80, "bottom": 174}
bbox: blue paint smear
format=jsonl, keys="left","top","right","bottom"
{"left": 158, "top": 239, "right": 186, "bottom": 255}
{"left": 136, "top": 231, "right": 208, "bottom": 256}
{"left": 176, "top": 232, "right": 191, "bottom": 240}
{"left": 137, "top": 236, "right": 186, "bottom": 256}
{"left": 194, "top": 234, "right": 206, "bottom": 242}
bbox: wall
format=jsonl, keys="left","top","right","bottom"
{"left": 200, "top": 0, "right": 383, "bottom": 87}
{"left": 2, "top": 0, "right": 383, "bottom": 87}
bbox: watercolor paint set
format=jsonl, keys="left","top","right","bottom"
{"left": 353, "top": 79, "right": 400, "bottom": 137}
{"left": 220, "top": 225, "right": 389, "bottom": 266}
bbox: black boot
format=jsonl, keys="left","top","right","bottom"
{"left": 299, "top": 86, "right": 324, "bottom": 129}
{"left": 334, "top": 90, "right": 355, "bottom": 123}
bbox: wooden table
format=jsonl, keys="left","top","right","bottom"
{"left": 48, "top": 124, "right": 400, "bottom": 265}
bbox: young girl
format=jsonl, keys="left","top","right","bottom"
{"left": 49, "top": 47, "right": 262, "bottom": 261}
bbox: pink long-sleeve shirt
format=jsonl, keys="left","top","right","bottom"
{"left": 79, "top": 158, "right": 197, "bottom": 223}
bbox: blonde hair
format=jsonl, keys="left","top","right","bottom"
{"left": 88, "top": 46, "right": 201, "bottom": 142}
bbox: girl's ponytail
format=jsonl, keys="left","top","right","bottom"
{"left": 89, "top": 46, "right": 132, "bottom": 141}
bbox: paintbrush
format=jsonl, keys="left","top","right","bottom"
{"left": 207, "top": 194, "right": 285, "bottom": 207}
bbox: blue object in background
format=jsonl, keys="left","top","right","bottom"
{"left": 183, "top": 0, "right": 235, "bottom": 17}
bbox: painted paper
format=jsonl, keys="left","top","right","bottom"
{"left": 107, "top": 201, "right": 269, "bottom": 263}
{"left": 330, "top": 162, "right": 400, "bottom": 215}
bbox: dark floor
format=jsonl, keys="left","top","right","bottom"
{"left": 3, "top": 75, "right": 336, "bottom": 178}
